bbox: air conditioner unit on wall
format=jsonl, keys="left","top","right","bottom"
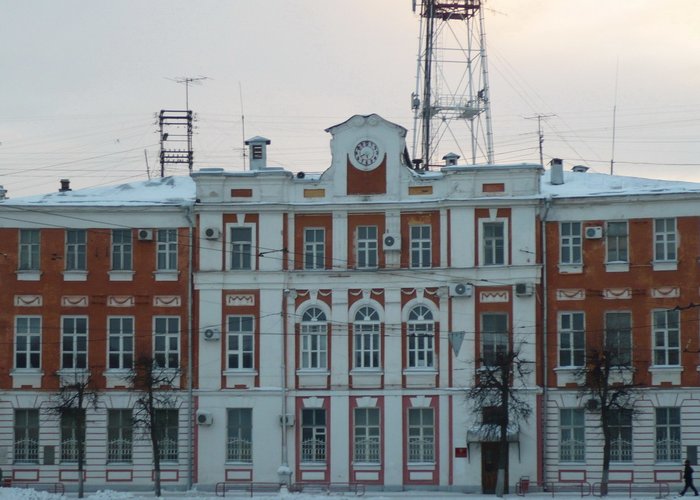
{"left": 137, "top": 229, "right": 153, "bottom": 241}
{"left": 279, "top": 414, "right": 295, "bottom": 427}
{"left": 383, "top": 233, "right": 401, "bottom": 251}
{"left": 204, "top": 227, "right": 220, "bottom": 240}
{"left": 515, "top": 283, "right": 533, "bottom": 296}
{"left": 196, "top": 410, "right": 213, "bottom": 425}
{"left": 585, "top": 398, "right": 600, "bottom": 411}
{"left": 450, "top": 283, "right": 473, "bottom": 297}
{"left": 585, "top": 226, "right": 603, "bottom": 239}
{"left": 202, "top": 327, "right": 221, "bottom": 341}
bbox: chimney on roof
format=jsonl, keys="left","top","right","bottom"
{"left": 0, "top": 185, "right": 6, "bottom": 200}
{"left": 550, "top": 158, "right": 564, "bottom": 185}
{"left": 244, "top": 136, "right": 271, "bottom": 171}
{"left": 442, "top": 152, "right": 460, "bottom": 166}
{"left": 572, "top": 165, "right": 589, "bottom": 173}
{"left": 59, "top": 179, "right": 72, "bottom": 192}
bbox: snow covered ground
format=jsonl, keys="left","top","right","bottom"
{"left": 0, "top": 487, "right": 683, "bottom": 500}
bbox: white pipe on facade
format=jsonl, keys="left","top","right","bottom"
{"left": 540, "top": 197, "right": 552, "bottom": 484}
{"left": 185, "top": 206, "right": 195, "bottom": 490}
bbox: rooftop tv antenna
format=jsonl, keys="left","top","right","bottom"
{"left": 411, "top": 0, "right": 494, "bottom": 168}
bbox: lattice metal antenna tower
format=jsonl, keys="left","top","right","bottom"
{"left": 411, "top": 0, "right": 494, "bottom": 168}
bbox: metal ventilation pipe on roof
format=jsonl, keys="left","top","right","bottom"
{"left": 0, "top": 185, "right": 6, "bottom": 200}
{"left": 572, "top": 165, "right": 589, "bottom": 173}
{"left": 550, "top": 158, "right": 564, "bottom": 185}
{"left": 59, "top": 179, "right": 72, "bottom": 192}
{"left": 442, "top": 152, "right": 460, "bottom": 166}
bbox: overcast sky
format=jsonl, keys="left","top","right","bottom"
{"left": 2, "top": 0, "right": 699, "bottom": 197}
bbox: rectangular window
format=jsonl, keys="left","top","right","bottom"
{"left": 111, "top": 229, "right": 132, "bottom": 271}
{"left": 154, "top": 409, "right": 178, "bottom": 461}
{"left": 14, "top": 409, "right": 39, "bottom": 463}
{"left": 407, "top": 407, "right": 434, "bottom": 463}
{"left": 609, "top": 409, "right": 632, "bottom": 462}
{"left": 559, "top": 312, "right": 585, "bottom": 367}
{"left": 605, "top": 312, "right": 631, "bottom": 366}
{"left": 304, "top": 228, "right": 325, "bottom": 270}
{"left": 410, "top": 225, "right": 432, "bottom": 268}
{"left": 656, "top": 407, "right": 681, "bottom": 462}
{"left": 157, "top": 229, "right": 178, "bottom": 271}
{"left": 19, "top": 229, "right": 40, "bottom": 271}
{"left": 226, "top": 316, "right": 254, "bottom": 370}
{"left": 230, "top": 226, "right": 253, "bottom": 270}
{"left": 154, "top": 317, "right": 179, "bottom": 369}
{"left": 227, "top": 408, "right": 252, "bottom": 462}
{"left": 654, "top": 218, "right": 677, "bottom": 262}
{"left": 481, "top": 313, "right": 508, "bottom": 366}
{"left": 61, "top": 316, "right": 87, "bottom": 370}
{"left": 301, "top": 408, "right": 326, "bottom": 463}
{"left": 483, "top": 221, "right": 505, "bottom": 265}
{"left": 560, "top": 409, "right": 585, "bottom": 462}
{"left": 108, "top": 317, "right": 134, "bottom": 370}
{"left": 61, "top": 409, "right": 85, "bottom": 462}
{"left": 65, "top": 229, "right": 86, "bottom": 271}
{"left": 354, "top": 407, "right": 380, "bottom": 463}
{"left": 15, "top": 316, "right": 41, "bottom": 369}
{"left": 560, "top": 222, "right": 582, "bottom": 264}
{"left": 356, "top": 225, "right": 378, "bottom": 269}
{"left": 107, "top": 409, "right": 132, "bottom": 463}
{"left": 606, "top": 221, "right": 628, "bottom": 263}
{"left": 653, "top": 309, "right": 680, "bottom": 366}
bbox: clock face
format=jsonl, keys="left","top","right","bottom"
{"left": 352, "top": 140, "right": 380, "bottom": 170}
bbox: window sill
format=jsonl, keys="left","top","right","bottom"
{"left": 652, "top": 261, "right": 677, "bottom": 271}
{"left": 605, "top": 262, "right": 629, "bottom": 273}
{"left": 296, "top": 370, "right": 329, "bottom": 389}
{"left": 558, "top": 264, "right": 583, "bottom": 274}
{"left": 649, "top": 365, "right": 683, "bottom": 385}
{"left": 153, "top": 270, "right": 179, "bottom": 281}
{"left": 109, "top": 270, "right": 134, "bottom": 281}
{"left": 403, "top": 368, "right": 438, "bottom": 388}
{"left": 103, "top": 369, "right": 133, "bottom": 389}
{"left": 63, "top": 270, "right": 88, "bottom": 281}
{"left": 10, "top": 369, "right": 43, "bottom": 388}
{"left": 16, "top": 270, "right": 41, "bottom": 281}
{"left": 223, "top": 370, "right": 257, "bottom": 389}
{"left": 553, "top": 366, "right": 583, "bottom": 387}
{"left": 350, "top": 369, "right": 383, "bottom": 388}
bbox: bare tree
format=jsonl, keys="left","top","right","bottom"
{"left": 577, "top": 348, "right": 641, "bottom": 496}
{"left": 467, "top": 346, "right": 533, "bottom": 497}
{"left": 127, "top": 356, "right": 181, "bottom": 497}
{"left": 44, "top": 371, "right": 100, "bottom": 498}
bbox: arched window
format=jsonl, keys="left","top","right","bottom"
{"left": 407, "top": 305, "right": 434, "bottom": 368}
{"left": 300, "top": 307, "right": 328, "bottom": 369}
{"left": 353, "top": 306, "right": 380, "bottom": 369}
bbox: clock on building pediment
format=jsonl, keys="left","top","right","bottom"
{"left": 350, "top": 139, "right": 383, "bottom": 171}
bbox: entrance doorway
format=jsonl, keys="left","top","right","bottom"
{"left": 481, "top": 442, "right": 507, "bottom": 494}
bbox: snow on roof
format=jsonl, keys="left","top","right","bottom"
{"left": 0, "top": 176, "right": 196, "bottom": 207}
{"left": 541, "top": 169, "right": 700, "bottom": 198}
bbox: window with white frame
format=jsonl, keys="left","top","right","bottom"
{"left": 155, "top": 409, "right": 178, "bottom": 461}
{"left": 18, "top": 229, "right": 40, "bottom": 271}
{"left": 230, "top": 226, "right": 253, "bottom": 270}
{"left": 560, "top": 222, "right": 582, "bottom": 264}
{"left": 111, "top": 229, "right": 132, "bottom": 271}
{"left": 154, "top": 316, "right": 179, "bottom": 369}
{"left": 356, "top": 225, "right": 378, "bottom": 269}
{"left": 410, "top": 225, "right": 432, "bottom": 268}
{"left": 301, "top": 408, "right": 326, "bottom": 463}
{"left": 227, "top": 315, "right": 254, "bottom": 370}
{"left": 605, "top": 312, "right": 631, "bottom": 366}
{"left": 654, "top": 218, "right": 677, "bottom": 262}
{"left": 157, "top": 229, "right": 178, "bottom": 271}
{"left": 560, "top": 408, "right": 585, "bottom": 462}
{"left": 300, "top": 307, "right": 328, "bottom": 369}
{"left": 407, "top": 305, "right": 435, "bottom": 368}
{"left": 107, "top": 409, "right": 132, "bottom": 463}
{"left": 558, "top": 312, "right": 584, "bottom": 367}
{"left": 606, "top": 221, "right": 628, "bottom": 263}
{"left": 354, "top": 407, "right": 380, "bottom": 463}
{"left": 354, "top": 306, "right": 380, "bottom": 369}
{"left": 609, "top": 409, "right": 632, "bottom": 462}
{"left": 61, "top": 316, "right": 87, "bottom": 370}
{"left": 481, "top": 313, "right": 508, "bottom": 366}
{"left": 65, "top": 229, "right": 86, "bottom": 271}
{"left": 303, "top": 228, "right": 325, "bottom": 270}
{"left": 60, "top": 409, "right": 85, "bottom": 462}
{"left": 108, "top": 317, "right": 134, "bottom": 370}
{"left": 227, "top": 408, "right": 252, "bottom": 462}
{"left": 656, "top": 407, "right": 681, "bottom": 462}
{"left": 482, "top": 221, "right": 505, "bottom": 265}
{"left": 653, "top": 309, "right": 680, "bottom": 366}
{"left": 14, "top": 409, "right": 39, "bottom": 463}
{"left": 15, "top": 316, "right": 41, "bottom": 369}
{"left": 407, "top": 407, "right": 434, "bottom": 463}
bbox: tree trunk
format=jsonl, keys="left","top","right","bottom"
{"left": 601, "top": 421, "right": 611, "bottom": 496}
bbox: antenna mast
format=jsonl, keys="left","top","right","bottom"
{"left": 411, "top": 0, "right": 494, "bottom": 168}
